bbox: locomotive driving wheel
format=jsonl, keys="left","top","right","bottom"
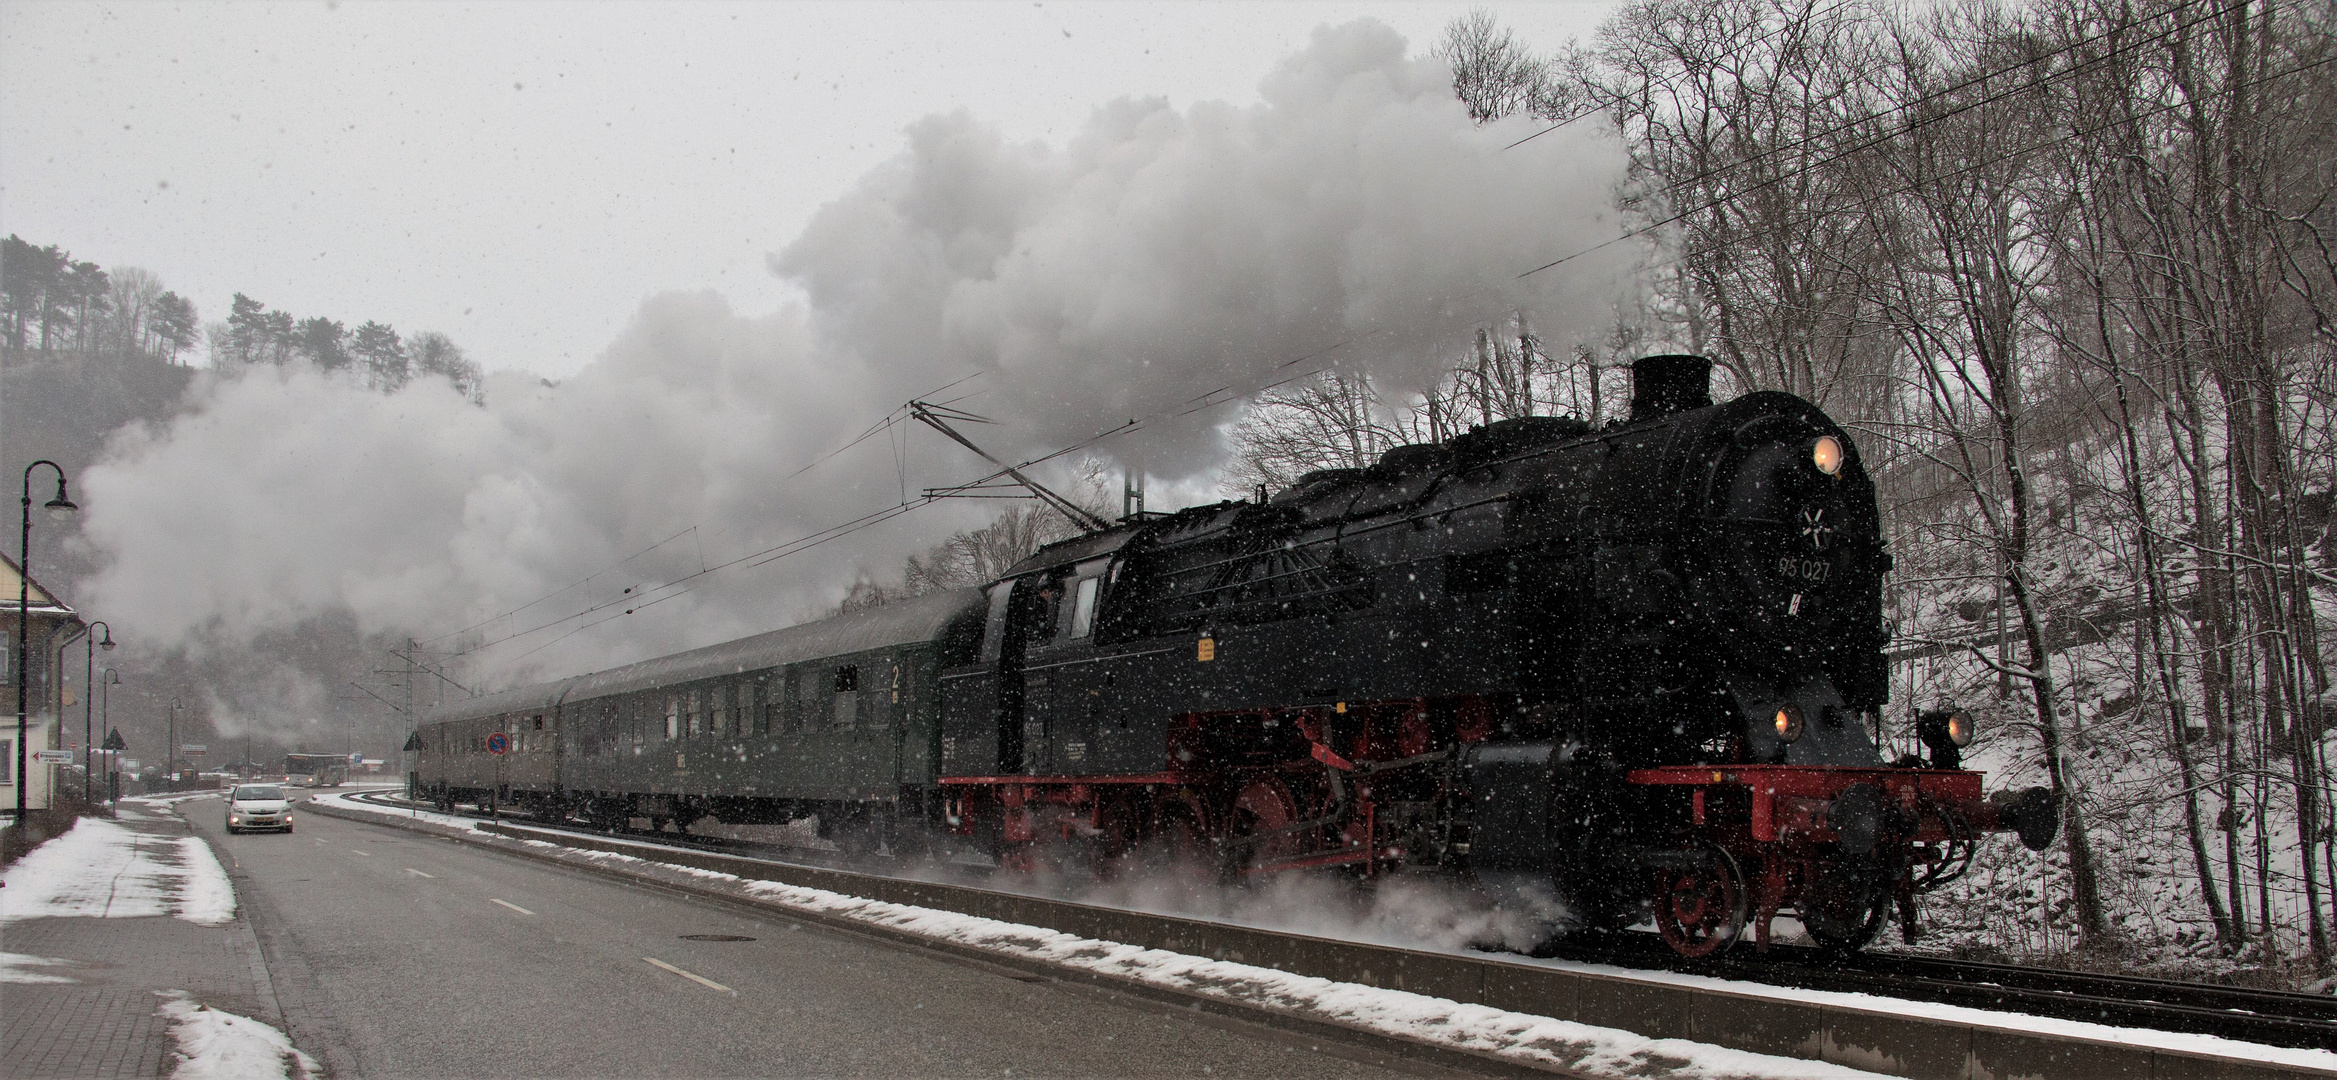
{"left": 1652, "top": 843, "right": 1748, "bottom": 958}
{"left": 1802, "top": 861, "right": 1893, "bottom": 956}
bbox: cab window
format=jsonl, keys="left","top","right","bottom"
{"left": 1068, "top": 576, "right": 1100, "bottom": 638}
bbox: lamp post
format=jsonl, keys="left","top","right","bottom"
{"left": 18, "top": 460, "right": 77, "bottom": 824}
{"left": 167, "top": 697, "right": 180, "bottom": 792}
{"left": 81, "top": 621, "right": 112, "bottom": 802}
{"left": 101, "top": 668, "right": 120, "bottom": 809}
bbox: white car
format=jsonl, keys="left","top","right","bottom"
{"left": 225, "top": 785, "right": 294, "bottom": 834}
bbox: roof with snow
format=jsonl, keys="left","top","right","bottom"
{"left": 0, "top": 551, "right": 78, "bottom": 616}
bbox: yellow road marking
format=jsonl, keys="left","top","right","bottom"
{"left": 490, "top": 899, "right": 535, "bottom": 915}
{"left": 643, "top": 957, "right": 732, "bottom": 994}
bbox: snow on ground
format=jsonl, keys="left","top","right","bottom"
{"left": 309, "top": 790, "right": 482, "bottom": 832}
{"left": 155, "top": 991, "right": 318, "bottom": 1080}
{"left": 0, "top": 951, "right": 75, "bottom": 984}
{"left": 0, "top": 817, "right": 235, "bottom": 925}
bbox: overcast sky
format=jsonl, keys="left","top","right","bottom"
{"left": 3, "top": 0, "right": 1617, "bottom": 380}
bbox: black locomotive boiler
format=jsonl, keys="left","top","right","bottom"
{"left": 415, "top": 354, "right": 2055, "bottom": 957}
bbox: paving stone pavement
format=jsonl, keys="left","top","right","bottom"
{"left": 1, "top": 803, "right": 285, "bottom": 1078}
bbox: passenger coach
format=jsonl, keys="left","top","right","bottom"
{"left": 415, "top": 588, "right": 984, "bottom": 847}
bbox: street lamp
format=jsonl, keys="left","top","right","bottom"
{"left": 18, "top": 460, "right": 76, "bottom": 824}
{"left": 101, "top": 668, "right": 120, "bottom": 809}
{"left": 81, "top": 621, "right": 112, "bottom": 803}
{"left": 167, "top": 697, "right": 180, "bottom": 792}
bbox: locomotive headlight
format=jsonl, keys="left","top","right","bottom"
{"left": 1917, "top": 707, "right": 1974, "bottom": 768}
{"left": 1811, "top": 435, "right": 1844, "bottom": 476}
{"left": 1772, "top": 705, "right": 1805, "bottom": 743}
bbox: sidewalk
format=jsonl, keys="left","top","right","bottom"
{"left": 1, "top": 799, "right": 283, "bottom": 1078}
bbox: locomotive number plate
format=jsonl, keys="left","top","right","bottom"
{"left": 1776, "top": 556, "right": 1831, "bottom": 582}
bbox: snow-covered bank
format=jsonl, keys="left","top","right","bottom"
{"left": 0, "top": 816, "right": 235, "bottom": 925}
{"left": 156, "top": 991, "right": 318, "bottom": 1080}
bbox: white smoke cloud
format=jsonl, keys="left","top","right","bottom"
{"left": 74, "top": 19, "right": 1640, "bottom": 715}
{"left": 778, "top": 20, "right": 1636, "bottom": 464}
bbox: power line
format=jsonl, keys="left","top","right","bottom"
{"left": 415, "top": 372, "right": 985, "bottom": 650}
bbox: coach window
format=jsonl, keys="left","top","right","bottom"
{"left": 708, "top": 685, "right": 727, "bottom": 737}
{"left": 833, "top": 666, "right": 859, "bottom": 730}
{"left": 665, "top": 696, "right": 680, "bottom": 740}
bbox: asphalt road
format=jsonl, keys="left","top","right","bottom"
{"left": 189, "top": 795, "right": 1457, "bottom": 1079}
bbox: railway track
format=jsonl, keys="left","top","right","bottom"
{"left": 346, "top": 790, "right": 2337, "bottom": 1052}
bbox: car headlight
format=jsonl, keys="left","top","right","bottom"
{"left": 1772, "top": 705, "right": 1805, "bottom": 743}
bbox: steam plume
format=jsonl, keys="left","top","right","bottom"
{"left": 74, "top": 20, "right": 1639, "bottom": 731}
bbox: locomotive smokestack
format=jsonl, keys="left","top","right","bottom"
{"left": 1630, "top": 354, "right": 1714, "bottom": 421}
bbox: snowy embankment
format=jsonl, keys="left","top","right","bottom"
{"left": 156, "top": 991, "right": 319, "bottom": 1080}
{"left": 0, "top": 815, "right": 235, "bottom": 926}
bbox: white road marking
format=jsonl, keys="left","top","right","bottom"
{"left": 314, "top": 839, "right": 328, "bottom": 846}
{"left": 349, "top": 849, "right": 372, "bottom": 857}
{"left": 490, "top": 899, "right": 535, "bottom": 915}
{"left": 405, "top": 868, "right": 434, "bottom": 878}
{"left": 643, "top": 957, "right": 733, "bottom": 994}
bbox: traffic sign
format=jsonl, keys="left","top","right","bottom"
{"left": 485, "top": 732, "right": 510, "bottom": 755}
{"left": 351, "top": 752, "right": 365, "bottom": 764}
{"left": 181, "top": 744, "right": 207, "bottom": 756}
{"left": 103, "top": 729, "right": 127, "bottom": 751}
{"left": 33, "top": 749, "right": 73, "bottom": 765}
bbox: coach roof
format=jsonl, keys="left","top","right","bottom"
{"left": 420, "top": 676, "right": 585, "bottom": 727}
{"left": 421, "top": 587, "right": 985, "bottom": 726}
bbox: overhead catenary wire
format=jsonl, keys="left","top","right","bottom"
{"left": 416, "top": 371, "right": 987, "bottom": 651}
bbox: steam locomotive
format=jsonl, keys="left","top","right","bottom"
{"left": 415, "top": 354, "right": 2056, "bottom": 957}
